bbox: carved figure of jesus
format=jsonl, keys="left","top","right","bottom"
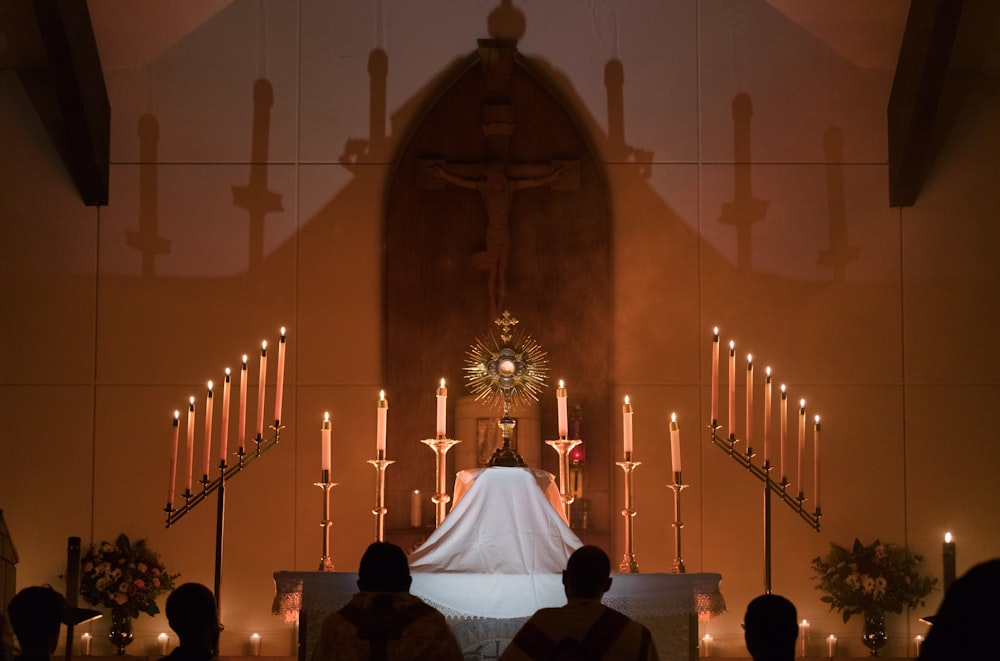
{"left": 431, "top": 162, "right": 566, "bottom": 318}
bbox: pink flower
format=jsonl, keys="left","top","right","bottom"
{"left": 152, "top": 578, "right": 160, "bottom": 588}
{"left": 133, "top": 579, "right": 145, "bottom": 589}
{"left": 114, "top": 593, "right": 128, "bottom": 605}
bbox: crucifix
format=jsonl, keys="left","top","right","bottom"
{"left": 418, "top": 104, "right": 580, "bottom": 320}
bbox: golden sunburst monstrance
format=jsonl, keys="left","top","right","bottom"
{"left": 464, "top": 311, "right": 548, "bottom": 416}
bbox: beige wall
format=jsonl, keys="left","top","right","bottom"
{"left": 1, "top": 1, "right": 998, "bottom": 657}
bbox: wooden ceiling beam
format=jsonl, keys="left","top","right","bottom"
{"left": 887, "top": 0, "right": 964, "bottom": 207}
{"left": 12, "top": 0, "right": 110, "bottom": 206}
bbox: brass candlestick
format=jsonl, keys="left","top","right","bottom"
{"left": 314, "top": 469, "right": 338, "bottom": 571}
{"left": 616, "top": 453, "right": 641, "bottom": 573}
{"left": 368, "top": 450, "right": 394, "bottom": 541}
{"left": 668, "top": 471, "right": 688, "bottom": 573}
{"left": 545, "top": 438, "right": 582, "bottom": 522}
{"left": 420, "top": 437, "right": 461, "bottom": 527}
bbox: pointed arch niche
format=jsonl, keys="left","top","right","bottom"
{"left": 384, "top": 39, "right": 612, "bottom": 545}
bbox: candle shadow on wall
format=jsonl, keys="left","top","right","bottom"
{"left": 126, "top": 113, "right": 171, "bottom": 278}
{"left": 818, "top": 126, "right": 860, "bottom": 283}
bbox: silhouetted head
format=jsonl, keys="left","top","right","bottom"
{"left": 8, "top": 585, "right": 64, "bottom": 655}
{"left": 919, "top": 558, "right": 1000, "bottom": 660}
{"left": 563, "top": 545, "right": 613, "bottom": 599}
{"left": 744, "top": 594, "right": 798, "bottom": 661}
{"left": 357, "top": 542, "right": 412, "bottom": 593}
{"left": 166, "top": 583, "right": 219, "bottom": 651}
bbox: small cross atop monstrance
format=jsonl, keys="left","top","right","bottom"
{"left": 464, "top": 311, "right": 548, "bottom": 467}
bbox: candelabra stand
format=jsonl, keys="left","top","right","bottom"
{"left": 616, "top": 453, "right": 641, "bottom": 573}
{"left": 420, "top": 437, "right": 461, "bottom": 527}
{"left": 314, "top": 469, "right": 339, "bottom": 571}
{"left": 667, "top": 471, "right": 688, "bottom": 573}
{"left": 709, "top": 424, "right": 821, "bottom": 593}
{"left": 368, "top": 450, "right": 394, "bottom": 541}
{"left": 165, "top": 424, "right": 282, "bottom": 616}
{"left": 545, "top": 438, "right": 582, "bottom": 522}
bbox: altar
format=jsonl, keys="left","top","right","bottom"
{"left": 273, "top": 467, "right": 724, "bottom": 660}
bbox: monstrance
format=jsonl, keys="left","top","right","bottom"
{"left": 464, "top": 311, "right": 548, "bottom": 467}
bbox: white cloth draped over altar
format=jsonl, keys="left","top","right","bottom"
{"left": 273, "top": 466, "right": 725, "bottom": 661}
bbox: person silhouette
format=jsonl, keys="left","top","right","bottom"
{"left": 500, "top": 545, "right": 659, "bottom": 660}
{"left": 312, "top": 541, "right": 462, "bottom": 660}
{"left": 918, "top": 558, "right": 1000, "bottom": 660}
{"left": 7, "top": 586, "right": 64, "bottom": 661}
{"left": 162, "top": 583, "right": 219, "bottom": 661}
{"left": 743, "top": 594, "right": 798, "bottom": 661}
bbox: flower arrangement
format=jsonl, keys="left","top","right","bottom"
{"left": 811, "top": 538, "right": 936, "bottom": 622}
{"left": 80, "top": 533, "right": 179, "bottom": 618}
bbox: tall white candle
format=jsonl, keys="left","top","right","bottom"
{"left": 797, "top": 399, "right": 806, "bottom": 492}
{"left": 827, "top": 634, "right": 837, "bottom": 658}
{"left": 321, "top": 412, "right": 331, "bottom": 473}
{"left": 622, "top": 396, "right": 634, "bottom": 456}
{"left": 167, "top": 411, "right": 179, "bottom": 507}
{"left": 746, "top": 354, "right": 753, "bottom": 447}
{"left": 813, "top": 415, "right": 821, "bottom": 509}
{"left": 377, "top": 390, "right": 388, "bottom": 453}
{"left": 219, "top": 369, "right": 231, "bottom": 465}
{"left": 81, "top": 632, "right": 91, "bottom": 656}
{"left": 185, "top": 397, "right": 196, "bottom": 493}
{"left": 780, "top": 385, "right": 787, "bottom": 479}
{"left": 256, "top": 341, "right": 267, "bottom": 438}
{"left": 728, "top": 341, "right": 736, "bottom": 437}
{"left": 669, "top": 412, "right": 681, "bottom": 474}
{"left": 274, "top": 327, "right": 286, "bottom": 426}
{"left": 250, "top": 633, "right": 261, "bottom": 656}
{"left": 556, "top": 380, "right": 568, "bottom": 438}
{"left": 158, "top": 633, "right": 169, "bottom": 655}
{"left": 711, "top": 328, "right": 719, "bottom": 425}
{"left": 238, "top": 355, "right": 248, "bottom": 453}
{"left": 763, "top": 368, "right": 772, "bottom": 465}
{"left": 202, "top": 381, "right": 214, "bottom": 479}
{"left": 436, "top": 378, "right": 447, "bottom": 438}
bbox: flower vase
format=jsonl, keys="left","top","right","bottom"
{"left": 108, "top": 607, "right": 134, "bottom": 655}
{"left": 861, "top": 611, "right": 887, "bottom": 656}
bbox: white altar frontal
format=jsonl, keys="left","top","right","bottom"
{"left": 273, "top": 467, "right": 725, "bottom": 660}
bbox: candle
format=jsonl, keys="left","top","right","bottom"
{"left": 797, "top": 399, "right": 806, "bottom": 493}
{"left": 813, "top": 415, "right": 821, "bottom": 510}
{"left": 158, "top": 632, "right": 169, "bottom": 655}
{"left": 556, "top": 380, "right": 568, "bottom": 438}
{"left": 622, "top": 396, "right": 634, "bottom": 456}
{"left": 827, "top": 634, "right": 836, "bottom": 658}
{"left": 256, "top": 341, "right": 268, "bottom": 438}
{"left": 746, "top": 354, "right": 753, "bottom": 447}
{"left": 763, "top": 368, "right": 772, "bottom": 465}
{"left": 780, "top": 385, "right": 787, "bottom": 480}
{"left": 81, "top": 632, "right": 91, "bottom": 656}
{"left": 201, "top": 381, "right": 214, "bottom": 479}
{"left": 711, "top": 328, "right": 719, "bottom": 425}
{"left": 701, "top": 634, "right": 711, "bottom": 658}
{"left": 167, "top": 411, "right": 179, "bottom": 508}
{"left": 238, "top": 355, "right": 248, "bottom": 454}
{"left": 219, "top": 369, "right": 231, "bottom": 465}
{"left": 669, "top": 413, "right": 681, "bottom": 474}
{"left": 728, "top": 341, "right": 736, "bottom": 437}
{"left": 914, "top": 635, "right": 923, "bottom": 656}
{"left": 185, "top": 397, "right": 196, "bottom": 493}
{"left": 943, "top": 532, "right": 956, "bottom": 590}
{"left": 274, "top": 327, "right": 286, "bottom": 426}
{"left": 377, "top": 390, "right": 388, "bottom": 453}
{"left": 436, "top": 378, "right": 448, "bottom": 438}
{"left": 321, "top": 412, "right": 332, "bottom": 474}
{"left": 799, "top": 619, "right": 810, "bottom": 657}
{"left": 250, "top": 633, "right": 261, "bottom": 656}
{"left": 411, "top": 490, "right": 422, "bottom": 527}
